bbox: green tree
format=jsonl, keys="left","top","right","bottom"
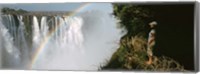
{"left": 101, "top": 4, "right": 185, "bottom": 71}
{"left": 113, "top": 4, "right": 154, "bottom": 37}
{"left": 1, "top": 7, "right": 28, "bottom": 15}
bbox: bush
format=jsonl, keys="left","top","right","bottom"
{"left": 1, "top": 7, "right": 28, "bottom": 15}
{"left": 101, "top": 4, "right": 186, "bottom": 71}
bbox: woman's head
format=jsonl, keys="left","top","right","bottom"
{"left": 149, "top": 21, "right": 157, "bottom": 28}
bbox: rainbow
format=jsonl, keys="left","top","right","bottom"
{"left": 29, "top": 3, "right": 91, "bottom": 69}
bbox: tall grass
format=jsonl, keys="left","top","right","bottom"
{"left": 102, "top": 35, "right": 186, "bottom": 71}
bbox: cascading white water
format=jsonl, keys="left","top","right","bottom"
{"left": 0, "top": 12, "right": 3, "bottom": 68}
{"left": 17, "top": 15, "right": 29, "bottom": 68}
{"left": 0, "top": 15, "right": 21, "bottom": 68}
{"left": 40, "top": 16, "right": 49, "bottom": 40}
{"left": 32, "top": 16, "right": 41, "bottom": 54}
{"left": 0, "top": 11, "right": 124, "bottom": 70}
{"left": 0, "top": 9, "right": 1, "bottom": 67}
{"left": 32, "top": 16, "right": 85, "bottom": 70}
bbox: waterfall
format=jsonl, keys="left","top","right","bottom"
{"left": 32, "top": 16, "right": 41, "bottom": 54}
{"left": 17, "top": 15, "right": 29, "bottom": 68}
{"left": 0, "top": 13, "right": 3, "bottom": 68}
{"left": 40, "top": 16, "right": 49, "bottom": 40}
{"left": 0, "top": 11, "right": 123, "bottom": 70}
{"left": 32, "top": 16, "right": 85, "bottom": 70}
{"left": 0, "top": 15, "right": 21, "bottom": 69}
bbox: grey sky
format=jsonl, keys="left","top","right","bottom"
{"left": 0, "top": 3, "right": 113, "bottom": 13}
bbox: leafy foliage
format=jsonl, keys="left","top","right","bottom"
{"left": 1, "top": 7, "right": 28, "bottom": 15}
{"left": 113, "top": 4, "right": 154, "bottom": 37}
{"left": 101, "top": 4, "right": 186, "bottom": 71}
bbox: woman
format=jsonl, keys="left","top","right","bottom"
{"left": 146, "top": 21, "right": 157, "bottom": 65}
